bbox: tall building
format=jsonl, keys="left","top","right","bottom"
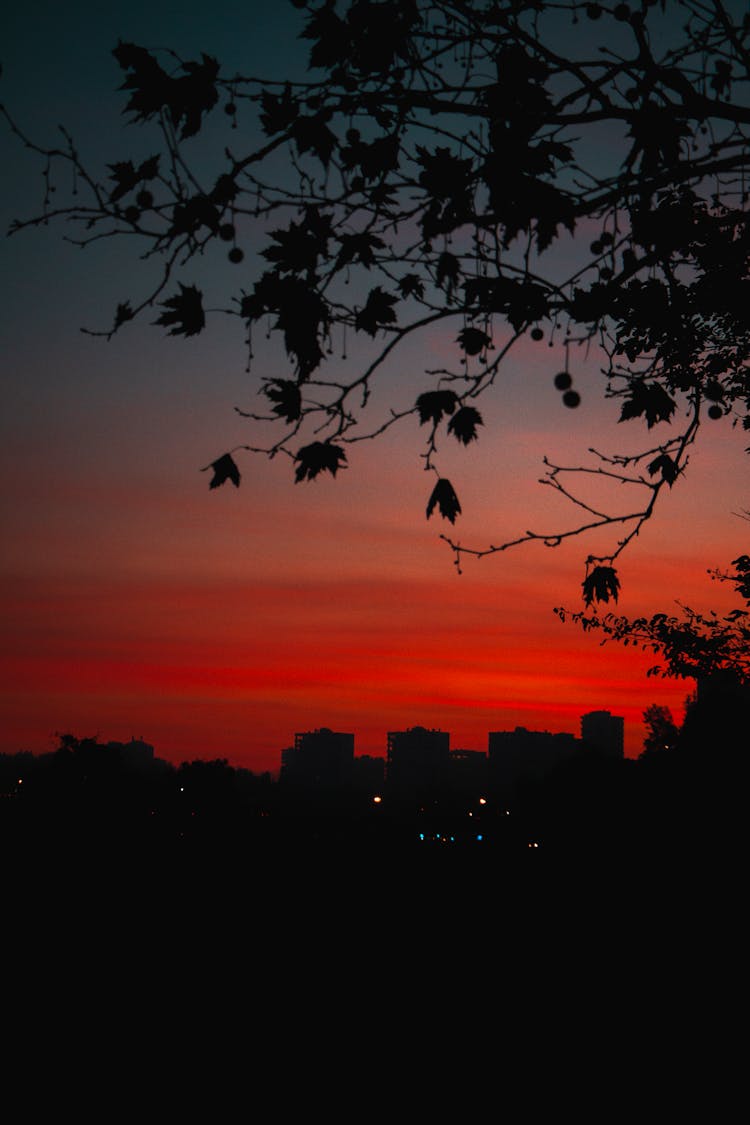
{"left": 280, "top": 727, "right": 355, "bottom": 788}
{"left": 386, "top": 726, "right": 450, "bottom": 794}
{"left": 580, "top": 711, "right": 624, "bottom": 758}
{"left": 488, "top": 727, "right": 579, "bottom": 792}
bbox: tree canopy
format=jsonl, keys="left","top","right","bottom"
{"left": 4, "top": 0, "right": 749, "bottom": 611}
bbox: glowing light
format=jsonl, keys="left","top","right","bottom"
{"left": 372, "top": 795, "right": 382, "bottom": 804}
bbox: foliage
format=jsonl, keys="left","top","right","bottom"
{"left": 640, "top": 703, "right": 680, "bottom": 757}
{"left": 555, "top": 554, "right": 750, "bottom": 682}
{"left": 5, "top": 0, "right": 750, "bottom": 605}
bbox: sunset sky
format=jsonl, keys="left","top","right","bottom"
{"left": 2, "top": 0, "right": 748, "bottom": 773}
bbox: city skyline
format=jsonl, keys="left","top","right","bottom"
{"left": 2, "top": 1, "right": 747, "bottom": 777}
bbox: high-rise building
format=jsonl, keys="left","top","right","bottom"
{"left": 580, "top": 711, "right": 624, "bottom": 758}
{"left": 280, "top": 727, "right": 355, "bottom": 788}
{"left": 488, "top": 726, "right": 579, "bottom": 792}
{"left": 386, "top": 726, "right": 450, "bottom": 793}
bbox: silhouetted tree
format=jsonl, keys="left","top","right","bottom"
{"left": 640, "top": 702, "right": 680, "bottom": 757}
{"left": 556, "top": 551, "right": 750, "bottom": 681}
{"left": 5, "top": 0, "right": 750, "bottom": 603}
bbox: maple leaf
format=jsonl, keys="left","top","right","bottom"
{"left": 112, "top": 43, "right": 219, "bottom": 139}
{"left": 154, "top": 284, "right": 205, "bottom": 336}
{"left": 241, "top": 274, "right": 330, "bottom": 379}
{"left": 336, "top": 232, "right": 385, "bottom": 270}
{"left": 340, "top": 135, "right": 400, "bottom": 181}
{"left": 448, "top": 406, "right": 484, "bottom": 445}
{"left": 202, "top": 453, "right": 240, "bottom": 489}
{"left": 294, "top": 441, "right": 347, "bottom": 482}
{"left": 262, "top": 221, "right": 327, "bottom": 274}
{"left": 291, "top": 114, "right": 337, "bottom": 166}
{"left": 108, "top": 161, "right": 141, "bottom": 204}
{"left": 426, "top": 478, "right": 461, "bottom": 524}
{"left": 647, "top": 453, "right": 679, "bottom": 486}
{"left": 108, "top": 156, "right": 160, "bottom": 203}
{"left": 436, "top": 250, "right": 460, "bottom": 292}
{"left": 582, "top": 566, "right": 621, "bottom": 607}
{"left": 113, "top": 302, "right": 134, "bottom": 330}
{"left": 619, "top": 381, "right": 677, "bottom": 427}
{"left": 456, "top": 326, "right": 491, "bottom": 355}
{"left": 259, "top": 84, "right": 297, "bottom": 135}
{"left": 263, "top": 380, "right": 301, "bottom": 422}
{"left": 416, "top": 390, "right": 458, "bottom": 425}
{"left": 167, "top": 54, "right": 220, "bottom": 139}
{"left": 302, "top": 5, "right": 350, "bottom": 70}
{"left": 355, "top": 287, "right": 397, "bottom": 336}
{"left": 170, "top": 195, "right": 220, "bottom": 237}
{"left": 209, "top": 173, "right": 239, "bottom": 207}
{"left": 416, "top": 146, "right": 474, "bottom": 202}
{"left": 463, "top": 277, "right": 549, "bottom": 330}
{"left": 113, "top": 41, "right": 170, "bottom": 123}
{"left": 398, "top": 274, "right": 425, "bottom": 300}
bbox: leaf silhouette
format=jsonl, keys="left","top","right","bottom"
{"left": 203, "top": 453, "right": 240, "bottom": 489}
{"left": 113, "top": 42, "right": 219, "bottom": 139}
{"left": 112, "top": 42, "right": 170, "bottom": 124}
{"left": 436, "top": 250, "right": 460, "bottom": 292}
{"left": 355, "top": 287, "right": 397, "bottom": 336}
{"left": 341, "top": 134, "right": 400, "bottom": 181}
{"left": 262, "top": 220, "right": 328, "bottom": 274}
{"left": 108, "top": 301, "right": 135, "bottom": 335}
{"left": 154, "top": 284, "right": 205, "bottom": 336}
{"left": 291, "top": 114, "right": 337, "bottom": 166}
{"left": 448, "top": 406, "right": 484, "bottom": 444}
{"left": 426, "top": 478, "right": 461, "bottom": 523}
{"left": 264, "top": 379, "right": 301, "bottom": 422}
{"left": 336, "top": 232, "right": 385, "bottom": 270}
{"left": 398, "top": 273, "right": 425, "bottom": 300}
{"left": 416, "top": 390, "right": 458, "bottom": 425}
{"left": 259, "top": 84, "right": 297, "bottom": 135}
{"left": 170, "top": 195, "right": 220, "bottom": 237}
{"left": 647, "top": 453, "right": 679, "bottom": 486}
{"left": 294, "top": 441, "right": 347, "bottom": 482}
{"left": 241, "top": 273, "right": 330, "bottom": 379}
{"left": 108, "top": 156, "right": 159, "bottom": 203}
{"left": 619, "top": 381, "right": 676, "bottom": 427}
{"left": 582, "top": 566, "right": 621, "bottom": 606}
{"left": 456, "top": 326, "right": 491, "bottom": 355}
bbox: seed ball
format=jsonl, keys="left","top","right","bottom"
{"left": 554, "top": 371, "right": 573, "bottom": 391}
{"left": 562, "top": 390, "right": 581, "bottom": 408}
{"left": 228, "top": 247, "right": 244, "bottom": 263}
{"left": 136, "top": 189, "right": 153, "bottom": 209}
{"left": 586, "top": 4, "right": 603, "bottom": 19}
{"left": 219, "top": 223, "right": 236, "bottom": 241}
{"left": 531, "top": 327, "right": 544, "bottom": 341}
{"left": 614, "top": 3, "right": 630, "bottom": 20}
{"left": 124, "top": 206, "right": 140, "bottom": 224}
{"left": 707, "top": 404, "right": 723, "bottom": 419}
{"left": 224, "top": 102, "right": 237, "bottom": 116}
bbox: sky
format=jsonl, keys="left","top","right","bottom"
{"left": 2, "top": 0, "right": 748, "bottom": 773}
